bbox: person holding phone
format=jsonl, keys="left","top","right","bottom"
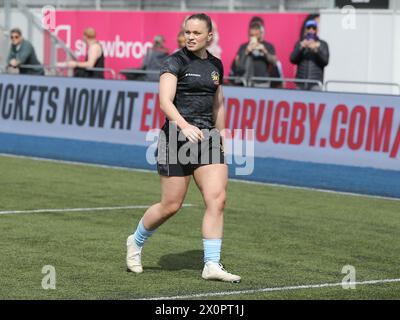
{"left": 231, "top": 22, "right": 277, "bottom": 87}
{"left": 290, "top": 20, "right": 329, "bottom": 90}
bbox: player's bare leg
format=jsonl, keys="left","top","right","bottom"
{"left": 193, "top": 164, "right": 241, "bottom": 283}
{"left": 127, "top": 175, "right": 191, "bottom": 273}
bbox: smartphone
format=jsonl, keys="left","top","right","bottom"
{"left": 250, "top": 36, "right": 258, "bottom": 45}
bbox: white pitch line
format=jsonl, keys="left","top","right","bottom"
{"left": 229, "top": 178, "right": 400, "bottom": 202}
{"left": 140, "top": 278, "right": 400, "bottom": 300}
{"left": 1, "top": 153, "right": 400, "bottom": 202}
{"left": 0, "top": 204, "right": 194, "bottom": 216}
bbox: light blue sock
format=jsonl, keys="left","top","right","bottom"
{"left": 203, "top": 239, "right": 222, "bottom": 264}
{"left": 133, "top": 219, "right": 156, "bottom": 248}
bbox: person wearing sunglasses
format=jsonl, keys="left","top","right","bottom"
{"left": 6, "top": 28, "right": 44, "bottom": 75}
{"left": 290, "top": 20, "right": 329, "bottom": 91}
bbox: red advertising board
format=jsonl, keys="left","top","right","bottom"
{"left": 52, "top": 11, "right": 307, "bottom": 79}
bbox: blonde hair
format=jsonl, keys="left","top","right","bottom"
{"left": 83, "top": 27, "right": 96, "bottom": 39}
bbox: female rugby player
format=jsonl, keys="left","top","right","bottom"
{"left": 126, "top": 13, "right": 240, "bottom": 283}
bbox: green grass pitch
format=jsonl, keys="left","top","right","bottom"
{"left": 0, "top": 155, "right": 399, "bottom": 299}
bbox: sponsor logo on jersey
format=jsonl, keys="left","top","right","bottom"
{"left": 211, "top": 71, "right": 220, "bottom": 85}
{"left": 185, "top": 73, "right": 201, "bottom": 77}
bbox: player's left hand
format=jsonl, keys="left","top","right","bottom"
{"left": 181, "top": 124, "right": 204, "bottom": 143}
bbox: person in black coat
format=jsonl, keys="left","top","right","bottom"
{"left": 231, "top": 21, "right": 278, "bottom": 87}
{"left": 290, "top": 20, "right": 329, "bottom": 90}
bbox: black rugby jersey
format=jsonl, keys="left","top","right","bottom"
{"left": 160, "top": 47, "right": 224, "bottom": 130}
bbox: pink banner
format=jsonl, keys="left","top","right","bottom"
{"left": 53, "top": 11, "right": 307, "bottom": 80}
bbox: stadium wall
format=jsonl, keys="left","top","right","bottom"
{"left": 50, "top": 11, "right": 306, "bottom": 80}
{"left": 2, "top": 9, "right": 399, "bottom": 94}
{"left": 320, "top": 9, "right": 400, "bottom": 94}
{"left": 1, "top": 74, "right": 399, "bottom": 198}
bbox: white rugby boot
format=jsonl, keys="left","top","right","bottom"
{"left": 202, "top": 262, "right": 241, "bottom": 283}
{"left": 126, "top": 234, "right": 143, "bottom": 273}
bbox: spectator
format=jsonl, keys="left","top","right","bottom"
{"left": 249, "top": 16, "right": 283, "bottom": 88}
{"left": 230, "top": 21, "right": 278, "bottom": 87}
{"left": 141, "top": 35, "right": 169, "bottom": 82}
{"left": 249, "top": 16, "right": 264, "bottom": 27}
{"left": 299, "top": 14, "right": 320, "bottom": 40}
{"left": 67, "top": 27, "right": 104, "bottom": 79}
{"left": 6, "top": 28, "right": 44, "bottom": 75}
{"left": 121, "top": 35, "right": 168, "bottom": 81}
{"left": 175, "top": 30, "right": 186, "bottom": 51}
{"left": 290, "top": 20, "right": 329, "bottom": 90}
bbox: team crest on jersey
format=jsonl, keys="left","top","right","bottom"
{"left": 211, "top": 71, "right": 220, "bottom": 85}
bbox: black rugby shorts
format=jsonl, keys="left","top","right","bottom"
{"left": 156, "top": 129, "right": 226, "bottom": 177}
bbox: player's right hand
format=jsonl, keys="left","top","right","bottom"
{"left": 181, "top": 124, "right": 204, "bottom": 143}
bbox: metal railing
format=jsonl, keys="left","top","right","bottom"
{"left": 18, "top": 64, "right": 45, "bottom": 70}
{"left": 118, "top": 68, "right": 159, "bottom": 80}
{"left": 250, "top": 76, "right": 323, "bottom": 89}
{"left": 51, "top": 65, "right": 117, "bottom": 79}
{"left": 4, "top": 64, "right": 116, "bottom": 79}
{"left": 3, "top": 64, "right": 45, "bottom": 75}
{"left": 117, "top": 71, "right": 323, "bottom": 89}
{"left": 3, "top": 65, "right": 400, "bottom": 96}
{"left": 324, "top": 80, "right": 400, "bottom": 95}
{"left": 86, "top": 67, "right": 116, "bottom": 79}
{"left": 223, "top": 76, "right": 247, "bottom": 86}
